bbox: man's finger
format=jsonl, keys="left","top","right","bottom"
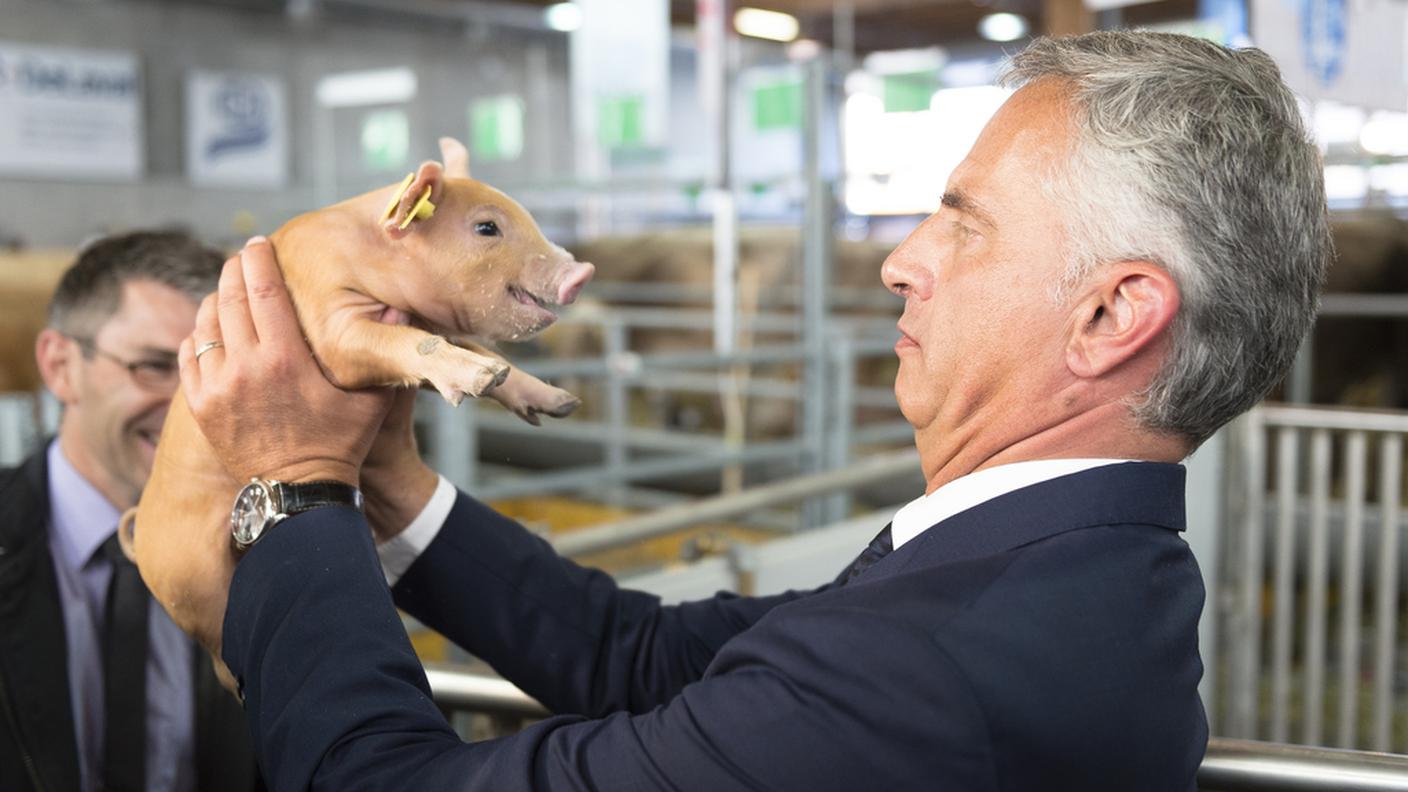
{"left": 239, "top": 238, "right": 303, "bottom": 345}
{"left": 216, "top": 256, "right": 257, "bottom": 350}
{"left": 177, "top": 335, "right": 201, "bottom": 404}
{"left": 192, "top": 290, "right": 222, "bottom": 357}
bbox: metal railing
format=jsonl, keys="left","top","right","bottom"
{"left": 422, "top": 665, "right": 1408, "bottom": 791}
{"left": 422, "top": 304, "right": 908, "bottom": 521}
{"left": 1200, "top": 739, "right": 1408, "bottom": 791}
{"left": 553, "top": 448, "right": 917, "bottom": 556}
{"left": 1222, "top": 404, "right": 1408, "bottom": 752}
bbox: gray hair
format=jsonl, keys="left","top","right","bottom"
{"left": 1002, "top": 31, "right": 1332, "bottom": 445}
{"left": 49, "top": 230, "right": 224, "bottom": 337}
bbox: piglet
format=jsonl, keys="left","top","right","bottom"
{"left": 120, "top": 138, "right": 592, "bottom": 670}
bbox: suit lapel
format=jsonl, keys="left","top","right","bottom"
{"left": 863, "top": 462, "right": 1187, "bottom": 583}
{"left": 0, "top": 451, "right": 82, "bottom": 791}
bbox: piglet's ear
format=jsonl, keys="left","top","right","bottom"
{"left": 381, "top": 159, "right": 444, "bottom": 241}
{"left": 439, "top": 137, "right": 472, "bottom": 179}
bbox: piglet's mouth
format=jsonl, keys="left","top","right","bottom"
{"left": 509, "top": 284, "right": 554, "bottom": 310}
{"left": 508, "top": 284, "right": 560, "bottom": 326}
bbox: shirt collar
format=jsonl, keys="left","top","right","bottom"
{"left": 46, "top": 440, "right": 121, "bottom": 572}
{"left": 891, "top": 459, "right": 1136, "bottom": 550}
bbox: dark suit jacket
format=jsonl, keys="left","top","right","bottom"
{"left": 0, "top": 449, "right": 261, "bottom": 792}
{"left": 223, "top": 461, "right": 1207, "bottom": 791}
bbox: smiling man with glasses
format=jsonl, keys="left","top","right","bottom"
{"left": 0, "top": 231, "right": 260, "bottom": 792}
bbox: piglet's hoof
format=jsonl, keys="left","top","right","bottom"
{"left": 508, "top": 389, "right": 580, "bottom": 426}
{"left": 540, "top": 392, "right": 581, "bottom": 418}
{"left": 431, "top": 362, "right": 510, "bottom": 405}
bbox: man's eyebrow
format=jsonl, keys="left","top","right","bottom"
{"left": 940, "top": 191, "right": 997, "bottom": 229}
{"left": 136, "top": 345, "right": 180, "bottom": 359}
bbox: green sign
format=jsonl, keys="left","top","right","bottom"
{"left": 470, "top": 95, "right": 525, "bottom": 162}
{"left": 882, "top": 71, "right": 939, "bottom": 114}
{"left": 598, "top": 95, "right": 645, "bottom": 150}
{"left": 752, "top": 80, "right": 802, "bottom": 131}
{"left": 360, "top": 109, "right": 409, "bottom": 170}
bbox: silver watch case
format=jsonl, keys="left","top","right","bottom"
{"left": 231, "top": 478, "right": 287, "bottom": 549}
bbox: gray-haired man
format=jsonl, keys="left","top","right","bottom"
{"left": 149, "top": 31, "right": 1330, "bottom": 791}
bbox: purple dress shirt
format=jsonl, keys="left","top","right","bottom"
{"left": 45, "top": 441, "right": 196, "bottom": 792}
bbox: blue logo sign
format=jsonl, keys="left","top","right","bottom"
{"left": 206, "top": 78, "right": 271, "bottom": 159}
{"left": 1301, "top": 0, "right": 1347, "bottom": 86}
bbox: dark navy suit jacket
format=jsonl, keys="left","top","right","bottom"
{"left": 222, "top": 461, "right": 1208, "bottom": 791}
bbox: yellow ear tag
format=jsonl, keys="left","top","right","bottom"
{"left": 382, "top": 173, "right": 416, "bottom": 222}
{"left": 398, "top": 185, "right": 436, "bottom": 231}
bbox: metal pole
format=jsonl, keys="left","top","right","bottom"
{"left": 424, "top": 664, "right": 547, "bottom": 717}
{"left": 1337, "top": 430, "right": 1367, "bottom": 749}
{"left": 427, "top": 391, "right": 476, "bottom": 492}
{"left": 1232, "top": 410, "right": 1266, "bottom": 738}
{"left": 1183, "top": 427, "right": 1225, "bottom": 729}
{"left": 604, "top": 319, "right": 629, "bottom": 505}
{"left": 421, "top": 671, "right": 1408, "bottom": 792}
{"left": 1288, "top": 331, "right": 1314, "bottom": 404}
{"left": 1303, "top": 428, "right": 1332, "bottom": 746}
{"left": 822, "top": 331, "right": 855, "bottom": 523}
{"left": 1269, "top": 427, "right": 1299, "bottom": 742}
{"left": 1371, "top": 434, "right": 1402, "bottom": 753}
{"left": 699, "top": 0, "right": 738, "bottom": 355}
{"left": 1198, "top": 738, "right": 1408, "bottom": 792}
{"left": 554, "top": 449, "right": 920, "bottom": 556}
{"left": 800, "top": 55, "right": 833, "bottom": 528}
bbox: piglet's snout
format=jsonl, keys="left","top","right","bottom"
{"left": 556, "top": 261, "right": 595, "bottom": 306}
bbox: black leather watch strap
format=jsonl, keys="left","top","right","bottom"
{"left": 272, "top": 480, "right": 364, "bottom": 516}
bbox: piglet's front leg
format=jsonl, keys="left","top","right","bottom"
{"left": 456, "top": 340, "right": 581, "bottom": 425}
{"left": 318, "top": 319, "right": 508, "bottom": 405}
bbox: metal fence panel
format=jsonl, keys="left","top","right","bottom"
{"left": 1222, "top": 405, "right": 1408, "bottom": 754}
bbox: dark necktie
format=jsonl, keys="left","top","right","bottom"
{"left": 834, "top": 523, "right": 894, "bottom": 587}
{"left": 100, "top": 533, "right": 147, "bottom": 792}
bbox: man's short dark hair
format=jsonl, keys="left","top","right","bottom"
{"left": 48, "top": 230, "right": 225, "bottom": 337}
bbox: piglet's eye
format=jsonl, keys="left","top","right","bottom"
{"left": 475, "top": 221, "right": 500, "bottom": 237}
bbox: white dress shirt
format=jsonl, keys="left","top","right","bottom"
{"left": 376, "top": 460, "right": 1140, "bottom": 585}
{"left": 377, "top": 474, "right": 456, "bottom": 586}
{"left": 889, "top": 458, "right": 1135, "bottom": 549}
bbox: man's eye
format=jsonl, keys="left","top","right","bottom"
{"left": 138, "top": 360, "right": 178, "bottom": 376}
{"left": 475, "top": 221, "right": 500, "bottom": 237}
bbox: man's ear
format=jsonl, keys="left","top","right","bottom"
{"left": 1065, "top": 263, "right": 1179, "bottom": 380}
{"left": 35, "top": 328, "right": 81, "bottom": 405}
{"left": 381, "top": 159, "right": 445, "bottom": 241}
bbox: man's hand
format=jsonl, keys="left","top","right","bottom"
{"left": 361, "top": 387, "right": 439, "bottom": 543}
{"left": 179, "top": 238, "right": 392, "bottom": 487}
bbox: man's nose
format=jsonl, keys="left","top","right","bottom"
{"left": 880, "top": 252, "right": 931, "bottom": 300}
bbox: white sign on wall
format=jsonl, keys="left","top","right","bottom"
{"left": 570, "top": 0, "right": 669, "bottom": 158}
{"left": 0, "top": 41, "right": 143, "bottom": 180}
{"left": 186, "top": 71, "right": 289, "bottom": 188}
{"left": 1252, "top": 0, "right": 1408, "bottom": 111}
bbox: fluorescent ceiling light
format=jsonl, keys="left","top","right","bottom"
{"left": 978, "top": 13, "right": 1028, "bottom": 43}
{"left": 734, "top": 7, "right": 800, "bottom": 42}
{"left": 316, "top": 67, "right": 417, "bottom": 108}
{"left": 862, "top": 47, "right": 946, "bottom": 76}
{"left": 1360, "top": 112, "right": 1408, "bottom": 156}
{"left": 544, "top": 2, "right": 582, "bottom": 32}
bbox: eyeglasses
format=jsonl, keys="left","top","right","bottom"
{"left": 69, "top": 336, "right": 180, "bottom": 392}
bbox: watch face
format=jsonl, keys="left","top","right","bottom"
{"left": 231, "top": 480, "right": 274, "bottom": 547}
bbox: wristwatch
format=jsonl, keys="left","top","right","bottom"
{"left": 230, "top": 477, "right": 364, "bottom": 550}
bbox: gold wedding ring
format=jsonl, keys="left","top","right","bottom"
{"left": 194, "top": 340, "right": 224, "bottom": 361}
